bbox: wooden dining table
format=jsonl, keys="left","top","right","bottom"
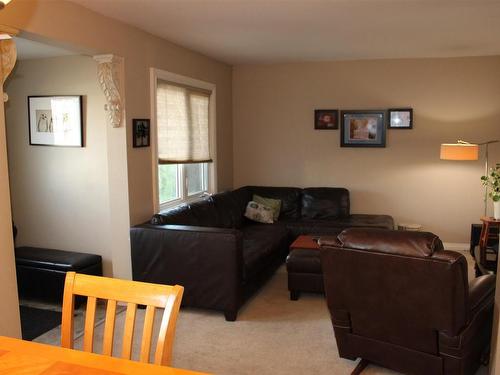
{"left": 0, "top": 336, "right": 210, "bottom": 375}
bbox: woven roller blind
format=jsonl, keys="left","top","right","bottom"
{"left": 157, "top": 80, "right": 212, "bottom": 164}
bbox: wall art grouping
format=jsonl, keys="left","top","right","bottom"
{"left": 314, "top": 107, "right": 413, "bottom": 148}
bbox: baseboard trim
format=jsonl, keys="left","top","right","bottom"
{"left": 443, "top": 242, "right": 469, "bottom": 252}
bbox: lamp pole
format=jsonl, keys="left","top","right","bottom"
{"left": 479, "top": 140, "right": 499, "bottom": 216}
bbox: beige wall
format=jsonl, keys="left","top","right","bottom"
{"left": 233, "top": 57, "right": 500, "bottom": 243}
{"left": 0, "top": 0, "right": 233, "bottom": 279}
{"left": 0, "top": 0, "right": 233, "bottom": 226}
{"left": 5, "top": 55, "right": 114, "bottom": 275}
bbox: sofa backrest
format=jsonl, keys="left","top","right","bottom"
{"left": 150, "top": 187, "right": 252, "bottom": 229}
{"left": 301, "top": 187, "right": 349, "bottom": 220}
{"left": 320, "top": 228, "right": 468, "bottom": 355}
{"left": 150, "top": 186, "right": 351, "bottom": 227}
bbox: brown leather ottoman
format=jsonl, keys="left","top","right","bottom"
{"left": 286, "top": 235, "right": 324, "bottom": 300}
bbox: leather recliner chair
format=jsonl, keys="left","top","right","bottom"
{"left": 319, "top": 228, "right": 495, "bottom": 375}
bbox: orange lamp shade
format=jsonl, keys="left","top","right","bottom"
{"left": 440, "top": 143, "right": 479, "bottom": 160}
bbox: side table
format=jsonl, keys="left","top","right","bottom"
{"left": 478, "top": 216, "right": 500, "bottom": 273}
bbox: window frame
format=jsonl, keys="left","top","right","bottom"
{"left": 150, "top": 68, "right": 217, "bottom": 212}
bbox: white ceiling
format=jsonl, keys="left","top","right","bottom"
{"left": 14, "top": 37, "right": 78, "bottom": 60}
{"left": 69, "top": 0, "right": 500, "bottom": 65}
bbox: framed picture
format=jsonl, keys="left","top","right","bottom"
{"left": 314, "top": 109, "right": 338, "bottom": 130}
{"left": 132, "top": 119, "right": 150, "bottom": 148}
{"left": 28, "top": 95, "right": 83, "bottom": 147}
{"left": 388, "top": 108, "right": 413, "bottom": 129}
{"left": 340, "top": 110, "right": 386, "bottom": 148}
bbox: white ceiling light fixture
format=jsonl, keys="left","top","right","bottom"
{"left": 0, "top": 0, "right": 11, "bottom": 9}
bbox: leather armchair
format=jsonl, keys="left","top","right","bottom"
{"left": 319, "top": 228, "right": 495, "bottom": 375}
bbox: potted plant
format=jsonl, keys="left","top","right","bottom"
{"left": 481, "top": 163, "right": 500, "bottom": 219}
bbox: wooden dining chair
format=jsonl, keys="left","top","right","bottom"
{"left": 61, "top": 272, "right": 184, "bottom": 366}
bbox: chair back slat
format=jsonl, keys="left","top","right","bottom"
{"left": 139, "top": 305, "right": 156, "bottom": 363}
{"left": 61, "top": 272, "right": 76, "bottom": 349}
{"left": 155, "top": 293, "right": 180, "bottom": 365}
{"left": 102, "top": 299, "right": 117, "bottom": 356}
{"left": 122, "top": 302, "right": 137, "bottom": 360}
{"left": 83, "top": 296, "right": 97, "bottom": 352}
{"left": 61, "top": 272, "right": 183, "bottom": 366}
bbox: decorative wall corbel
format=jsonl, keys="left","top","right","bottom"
{"left": 94, "top": 54, "right": 124, "bottom": 128}
{"left": 0, "top": 38, "right": 17, "bottom": 102}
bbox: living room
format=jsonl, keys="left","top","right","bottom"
{"left": 0, "top": 1, "right": 499, "bottom": 375}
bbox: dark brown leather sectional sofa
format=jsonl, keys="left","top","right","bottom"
{"left": 130, "top": 186, "right": 393, "bottom": 321}
{"left": 320, "top": 228, "right": 495, "bottom": 375}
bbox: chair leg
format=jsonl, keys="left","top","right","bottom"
{"left": 351, "top": 359, "right": 369, "bottom": 375}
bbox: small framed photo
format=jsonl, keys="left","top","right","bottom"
{"left": 388, "top": 108, "right": 413, "bottom": 129}
{"left": 340, "top": 110, "right": 386, "bottom": 148}
{"left": 314, "top": 109, "right": 338, "bottom": 129}
{"left": 132, "top": 119, "right": 150, "bottom": 148}
{"left": 28, "top": 95, "right": 83, "bottom": 147}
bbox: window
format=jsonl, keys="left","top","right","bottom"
{"left": 152, "top": 70, "right": 216, "bottom": 211}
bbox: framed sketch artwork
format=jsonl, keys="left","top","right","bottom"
{"left": 28, "top": 96, "right": 83, "bottom": 147}
{"left": 340, "top": 110, "right": 386, "bottom": 147}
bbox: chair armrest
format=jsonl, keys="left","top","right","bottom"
{"left": 439, "top": 275, "right": 495, "bottom": 360}
{"left": 469, "top": 274, "right": 496, "bottom": 316}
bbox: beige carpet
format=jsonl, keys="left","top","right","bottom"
{"left": 34, "top": 251, "right": 488, "bottom": 375}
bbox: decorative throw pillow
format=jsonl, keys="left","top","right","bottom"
{"left": 253, "top": 194, "right": 281, "bottom": 221}
{"left": 244, "top": 201, "right": 274, "bottom": 224}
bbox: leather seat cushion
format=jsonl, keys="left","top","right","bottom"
{"left": 283, "top": 214, "right": 394, "bottom": 238}
{"left": 242, "top": 223, "right": 288, "bottom": 278}
{"left": 286, "top": 249, "right": 322, "bottom": 274}
{"left": 15, "top": 247, "right": 102, "bottom": 271}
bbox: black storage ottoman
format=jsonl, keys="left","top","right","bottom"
{"left": 15, "top": 247, "right": 103, "bottom": 303}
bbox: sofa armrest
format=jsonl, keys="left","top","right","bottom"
{"left": 130, "top": 224, "right": 243, "bottom": 317}
{"left": 468, "top": 274, "right": 496, "bottom": 316}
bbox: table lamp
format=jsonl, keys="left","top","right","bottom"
{"left": 440, "top": 140, "right": 499, "bottom": 216}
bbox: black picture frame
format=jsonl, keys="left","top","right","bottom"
{"left": 340, "top": 110, "right": 386, "bottom": 148}
{"left": 314, "top": 109, "right": 339, "bottom": 130}
{"left": 28, "top": 95, "right": 84, "bottom": 147}
{"left": 388, "top": 108, "right": 413, "bottom": 129}
{"left": 132, "top": 119, "right": 150, "bottom": 148}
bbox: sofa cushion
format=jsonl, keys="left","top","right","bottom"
{"left": 301, "top": 187, "right": 350, "bottom": 220}
{"left": 244, "top": 201, "right": 274, "bottom": 224}
{"left": 242, "top": 223, "right": 288, "bottom": 278}
{"left": 212, "top": 191, "right": 246, "bottom": 228}
{"left": 188, "top": 199, "right": 219, "bottom": 227}
{"left": 253, "top": 194, "right": 281, "bottom": 221}
{"left": 246, "top": 186, "right": 301, "bottom": 220}
{"left": 283, "top": 214, "right": 394, "bottom": 238}
{"left": 332, "top": 214, "right": 394, "bottom": 230}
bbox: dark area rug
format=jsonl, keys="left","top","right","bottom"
{"left": 19, "top": 306, "right": 61, "bottom": 341}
